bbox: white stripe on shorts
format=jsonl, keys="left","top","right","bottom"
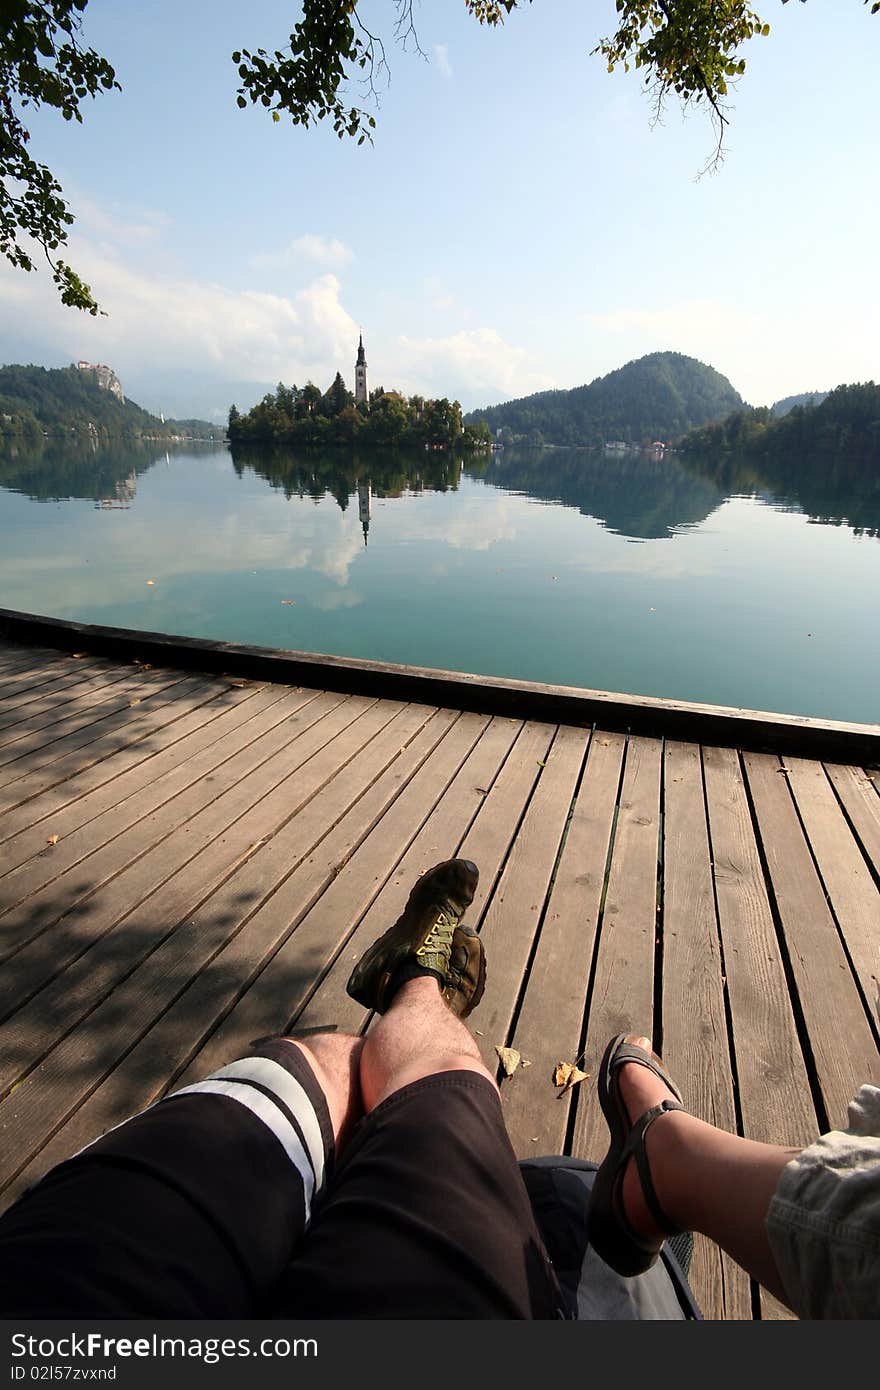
{"left": 172, "top": 1078, "right": 318, "bottom": 1221}
{"left": 202, "top": 1057, "right": 326, "bottom": 1193}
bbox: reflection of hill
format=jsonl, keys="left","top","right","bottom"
{"left": 0, "top": 437, "right": 173, "bottom": 503}
{"left": 681, "top": 451, "right": 880, "bottom": 539}
{"left": 468, "top": 447, "right": 724, "bottom": 540}
{"left": 230, "top": 446, "right": 463, "bottom": 503}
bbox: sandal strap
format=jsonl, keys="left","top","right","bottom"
{"left": 620, "top": 1099, "right": 685, "bottom": 1236}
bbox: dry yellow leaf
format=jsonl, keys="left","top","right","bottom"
{"left": 46, "top": 835, "right": 59, "bottom": 846}
{"left": 495, "top": 1046, "right": 521, "bottom": 1077}
{"left": 554, "top": 1061, "right": 590, "bottom": 1093}
{"left": 129, "top": 698, "right": 141, "bottom": 706}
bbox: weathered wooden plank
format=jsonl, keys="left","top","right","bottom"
{"left": 474, "top": 724, "right": 590, "bottom": 1063}
{"left": 0, "top": 653, "right": 79, "bottom": 693}
{"left": 784, "top": 757, "right": 880, "bottom": 1028}
{"left": 175, "top": 710, "right": 486, "bottom": 1085}
{"left": 0, "top": 673, "right": 196, "bottom": 806}
{"left": 9, "top": 706, "right": 456, "bottom": 1196}
{"left": 0, "top": 676, "right": 253, "bottom": 844}
{"left": 0, "top": 690, "right": 346, "bottom": 1002}
{"left": 702, "top": 745, "right": 817, "bottom": 1148}
{"left": 0, "top": 666, "right": 187, "bottom": 781}
{"left": 568, "top": 735, "right": 663, "bottom": 1163}
{"left": 289, "top": 715, "right": 520, "bottom": 1039}
{"left": 0, "top": 697, "right": 405, "bottom": 1192}
{"left": 661, "top": 741, "right": 750, "bottom": 1322}
{"left": 0, "top": 682, "right": 275, "bottom": 880}
{"left": 0, "top": 662, "right": 122, "bottom": 726}
{"left": 457, "top": 720, "right": 557, "bottom": 928}
{"left": 0, "top": 685, "right": 296, "bottom": 912}
{"left": 743, "top": 753, "right": 880, "bottom": 1121}
{"left": 824, "top": 764, "right": 880, "bottom": 880}
{"left": 501, "top": 731, "right": 624, "bottom": 1156}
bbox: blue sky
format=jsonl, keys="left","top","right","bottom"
{"left": 0, "top": 0, "right": 877, "bottom": 420}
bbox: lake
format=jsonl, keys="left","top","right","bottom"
{"left": 0, "top": 439, "right": 877, "bottom": 725}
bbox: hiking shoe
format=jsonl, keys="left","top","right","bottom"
{"left": 346, "top": 858, "right": 479, "bottom": 1014}
{"left": 441, "top": 924, "right": 487, "bottom": 1019}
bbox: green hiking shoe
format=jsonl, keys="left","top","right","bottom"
{"left": 442, "top": 924, "right": 487, "bottom": 1020}
{"left": 346, "top": 858, "right": 480, "bottom": 1015}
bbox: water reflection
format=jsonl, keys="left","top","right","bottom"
{"left": 1, "top": 434, "right": 877, "bottom": 542}
{"left": 0, "top": 436, "right": 206, "bottom": 507}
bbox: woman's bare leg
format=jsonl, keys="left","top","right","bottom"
{"left": 616, "top": 1036, "right": 799, "bottom": 1305}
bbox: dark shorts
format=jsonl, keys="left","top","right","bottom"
{"left": 0, "top": 1041, "right": 562, "bottom": 1320}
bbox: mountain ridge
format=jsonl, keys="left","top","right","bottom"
{"left": 465, "top": 351, "right": 744, "bottom": 446}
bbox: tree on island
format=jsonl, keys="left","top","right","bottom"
{"left": 4, "top": 1, "right": 876, "bottom": 314}
{"left": 228, "top": 377, "right": 488, "bottom": 453}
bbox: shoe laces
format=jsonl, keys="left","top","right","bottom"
{"left": 416, "top": 908, "right": 456, "bottom": 963}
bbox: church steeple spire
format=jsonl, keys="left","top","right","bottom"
{"left": 355, "top": 332, "right": 368, "bottom": 404}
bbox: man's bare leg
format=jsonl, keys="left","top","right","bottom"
{"left": 615, "top": 1036, "right": 799, "bottom": 1305}
{"left": 284, "top": 1033, "right": 365, "bottom": 1151}
{"left": 359, "top": 976, "right": 496, "bottom": 1112}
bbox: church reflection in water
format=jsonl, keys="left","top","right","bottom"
{"left": 1, "top": 435, "right": 877, "bottom": 541}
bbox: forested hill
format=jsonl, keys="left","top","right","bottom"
{"left": 678, "top": 383, "right": 880, "bottom": 465}
{"left": 0, "top": 365, "right": 224, "bottom": 442}
{"left": 771, "top": 390, "right": 829, "bottom": 417}
{"left": 465, "top": 352, "right": 744, "bottom": 446}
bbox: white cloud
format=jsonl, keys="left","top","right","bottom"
{"left": 434, "top": 44, "right": 452, "bottom": 79}
{"left": 0, "top": 241, "right": 358, "bottom": 391}
{"left": 393, "top": 328, "right": 556, "bottom": 405}
{"left": 70, "top": 192, "right": 171, "bottom": 249}
{"left": 251, "top": 234, "right": 353, "bottom": 271}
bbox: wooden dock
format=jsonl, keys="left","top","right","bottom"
{"left": 0, "top": 626, "right": 878, "bottom": 1320}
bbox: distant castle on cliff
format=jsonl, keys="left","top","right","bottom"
{"left": 74, "top": 360, "right": 124, "bottom": 402}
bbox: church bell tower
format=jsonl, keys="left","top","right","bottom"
{"left": 355, "top": 333, "right": 368, "bottom": 405}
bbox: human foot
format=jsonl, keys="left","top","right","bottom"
{"left": 587, "top": 1033, "right": 689, "bottom": 1276}
{"left": 346, "top": 859, "right": 480, "bottom": 1014}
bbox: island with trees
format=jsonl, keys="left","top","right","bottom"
{"left": 227, "top": 376, "right": 491, "bottom": 453}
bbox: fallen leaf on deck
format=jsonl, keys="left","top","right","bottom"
{"left": 475, "top": 786, "right": 489, "bottom": 794}
{"left": 128, "top": 698, "right": 141, "bottom": 706}
{"left": 521, "top": 1059, "right": 532, "bottom": 1068}
{"left": 536, "top": 760, "right": 546, "bottom": 768}
{"left": 495, "top": 1046, "right": 522, "bottom": 1076}
{"left": 777, "top": 767, "right": 790, "bottom": 775}
{"left": 46, "top": 835, "right": 59, "bottom": 846}
{"left": 474, "top": 1029, "right": 484, "bottom": 1036}
{"left": 554, "top": 1061, "right": 589, "bottom": 1093}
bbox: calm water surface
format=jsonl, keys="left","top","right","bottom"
{"left": 0, "top": 440, "right": 877, "bottom": 724}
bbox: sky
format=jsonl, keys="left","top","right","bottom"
{"left": 0, "top": 0, "right": 877, "bottom": 421}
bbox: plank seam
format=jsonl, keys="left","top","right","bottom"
{"left": 500, "top": 726, "right": 593, "bottom": 1068}
{"left": 563, "top": 732, "right": 630, "bottom": 1156}
{"left": 822, "top": 765, "right": 880, "bottom": 894}
{"left": 781, "top": 763, "right": 880, "bottom": 1054}
{"left": 0, "top": 681, "right": 270, "bottom": 849}
{"left": 738, "top": 752, "right": 828, "bottom": 1135}
{"left": 0, "top": 689, "right": 323, "bottom": 914}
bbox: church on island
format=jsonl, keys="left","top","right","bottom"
{"left": 354, "top": 334, "right": 368, "bottom": 405}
